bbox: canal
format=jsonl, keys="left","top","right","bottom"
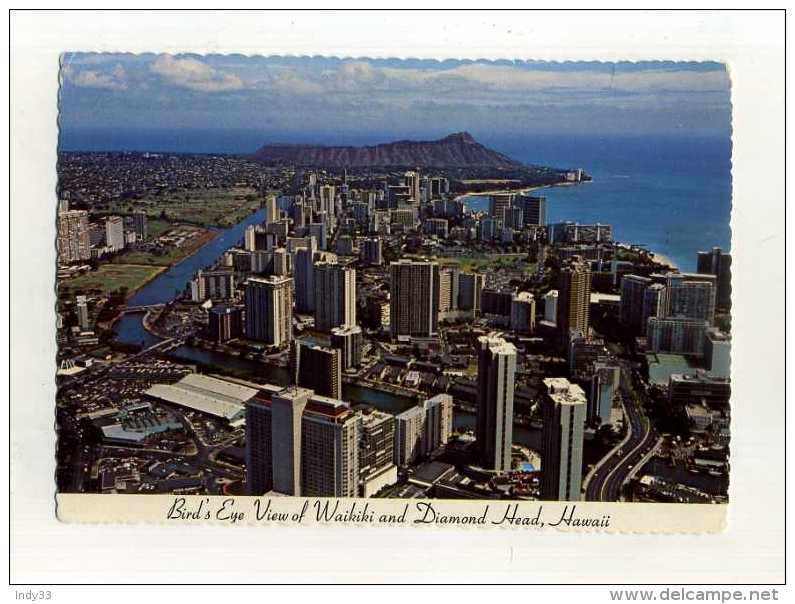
{"left": 115, "top": 208, "right": 546, "bottom": 448}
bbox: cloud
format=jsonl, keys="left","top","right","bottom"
{"left": 149, "top": 55, "right": 243, "bottom": 92}
{"left": 65, "top": 64, "right": 128, "bottom": 91}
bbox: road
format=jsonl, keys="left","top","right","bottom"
{"left": 584, "top": 364, "right": 658, "bottom": 501}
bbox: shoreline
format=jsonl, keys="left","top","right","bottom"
{"left": 454, "top": 184, "right": 551, "bottom": 202}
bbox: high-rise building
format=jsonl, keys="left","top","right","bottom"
{"left": 589, "top": 363, "right": 620, "bottom": 424}
{"left": 57, "top": 210, "right": 91, "bottom": 264}
{"left": 301, "top": 395, "right": 360, "bottom": 497}
{"left": 501, "top": 206, "right": 524, "bottom": 231}
{"left": 389, "top": 259, "right": 439, "bottom": 338}
{"left": 393, "top": 394, "right": 453, "bottom": 467}
{"left": 641, "top": 283, "right": 667, "bottom": 335}
{"left": 488, "top": 193, "right": 513, "bottom": 220}
{"left": 423, "top": 218, "right": 449, "bottom": 238}
{"left": 358, "top": 410, "right": 398, "bottom": 497}
{"left": 697, "top": 247, "right": 732, "bottom": 310}
{"left": 647, "top": 316, "right": 709, "bottom": 355}
{"left": 313, "top": 262, "right": 356, "bottom": 332}
{"left": 458, "top": 272, "right": 485, "bottom": 312}
{"left": 105, "top": 216, "right": 125, "bottom": 252}
{"left": 244, "top": 276, "right": 293, "bottom": 347}
{"left": 309, "top": 222, "right": 327, "bottom": 250}
{"left": 481, "top": 288, "right": 514, "bottom": 317}
{"left": 75, "top": 295, "right": 90, "bottom": 331}
{"left": 360, "top": 237, "right": 383, "bottom": 266}
{"left": 557, "top": 256, "right": 592, "bottom": 338}
{"left": 394, "top": 405, "right": 425, "bottom": 467}
{"left": 272, "top": 248, "right": 291, "bottom": 276}
{"left": 208, "top": 304, "right": 243, "bottom": 343}
{"left": 330, "top": 325, "right": 363, "bottom": 370}
{"left": 190, "top": 268, "right": 236, "bottom": 301}
{"left": 131, "top": 211, "right": 148, "bottom": 241}
{"left": 703, "top": 328, "right": 731, "bottom": 379}
{"left": 541, "top": 377, "right": 587, "bottom": 501}
{"left": 620, "top": 275, "right": 652, "bottom": 334}
{"left": 428, "top": 176, "right": 448, "bottom": 200}
{"left": 293, "top": 237, "right": 318, "bottom": 314}
{"left": 437, "top": 268, "right": 459, "bottom": 313}
{"left": 475, "top": 334, "right": 517, "bottom": 472}
{"left": 515, "top": 195, "right": 547, "bottom": 226}
{"left": 404, "top": 171, "right": 421, "bottom": 203}
{"left": 265, "top": 195, "right": 279, "bottom": 224}
{"left": 422, "top": 394, "right": 454, "bottom": 453}
{"left": 510, "top": 292, "right": 536, "bottom": 334}
{"left": 543, "top": 290, "right": 558, "bottom": 325}
{"left": 246, "top": 386, "right": 360, "bottom": 497}
{"left": 291, "top": 341, "right": 342, "bottom": 399}
{"left": 244, "top": 225, "right": 258, "bottom": 251}
{"left": 665, "top": 273, "right": 717, "bottom": 325}
{"left": 319, "top": 185, "right": 336, "bottom": 216}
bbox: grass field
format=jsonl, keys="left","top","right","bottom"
{"left": 98, "top": 186, "right": 262, "bottom": 228}
{"left": 414, "top": 253, "right": 532, "bottom": 273}
{"left": 59, "top": 264, "right": 165, "bottom": 297}
{"left": 110, "top": 227, "right": 216, "bottom": 267}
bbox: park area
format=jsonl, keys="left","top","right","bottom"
{"left": 58, "top": 264, "right": 165, "bottom": 298}
{"left": 100, "top": 186, "right": 262, "bottom": 228}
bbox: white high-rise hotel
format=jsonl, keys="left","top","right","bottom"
{"left": 475, "top": 333, "right": 517, "bottom": 472}
{"left": 541, "top": 377, "right": 587, "bottom": 501}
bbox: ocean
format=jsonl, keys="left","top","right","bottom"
{"left": 61, "top": 130, "right": 732, "bottom": 273}
{"left": 471, "top": 134, "right": 733, "bottom": 272}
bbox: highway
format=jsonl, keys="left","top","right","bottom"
{"left": 584, "top": 364, "right": 658, "bottom": 502}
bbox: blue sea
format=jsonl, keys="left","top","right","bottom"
{"left": 471, "top": 134, "right": 733, "bottom": 272}
{"left": 62, "top": 130, "right": 732, "bottom": 273}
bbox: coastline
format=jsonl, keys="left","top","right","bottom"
{"left": 454, "top": 184, "right": 551, "bottom": 203}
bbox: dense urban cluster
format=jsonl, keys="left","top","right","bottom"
{"left": 55, "top": 154, "right": 731, "bottom": 503}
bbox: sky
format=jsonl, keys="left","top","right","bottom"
{"left": 58, "top": 54, "right": 732, "bottom": 153}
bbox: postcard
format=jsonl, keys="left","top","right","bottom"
{"left": 50, "top": 53, "right": 735, "bottom": 532}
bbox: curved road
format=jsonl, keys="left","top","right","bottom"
{"left": 584, "top": 364, "right": 658, "bottom": 501}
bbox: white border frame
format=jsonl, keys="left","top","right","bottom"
{"left": 8, "top": 9, "right": 786, "bottom": 585}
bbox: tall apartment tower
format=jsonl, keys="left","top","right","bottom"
{"left": 696, "top": 247, "right": 732, "bottom": 310}
{"left": 313, "top": 262, "right": 356, "bottom": 332}
{"left": 404, "top": 171, "right": 421, "bottom": 202}
{"left": 515, "top": 194, "right": 547, "bottom": 226}
{"left": 246, "top": 386, "right": 310, "bottom": 496}
{"left": 301, "top": 396, "right": 361, "bottom": 497}
{"left": 57, "top": 209, "right": 91, "bottom": 264}
{"left": 105, "top": 215, "right": 125, "bottom": 252}
{"left": 131, "top": 211, "right": 148, "bottom": 241}
{"left": 293, "top": 237, "right": 318, "bottom": 313}
{"left": 291, "top": 341, "right": 342, "bottom": 399}
{"left": 510, "top": 292, "right": 536, "bottom": 334}
{"left": 389, "top": 259, "right": 439, "bottom": 338}
{"left": 488, "top": 193, "right": 514, "bottom": 219}
{"left": 557, "top": 256, "right": 592, "bottom": 338}
{"left": 475, "top": 333, "right": 517, "bottom": 472}
{"left": 244, "top": 276, "right": 293, "bottom": 347}
{"left": 265, "top": 194, "right": 279, "bottom": 224}
{"left": 458, "top": 272, "right": 485, "bottom": 312}
{"left": 330, "top": 325, "right": 363, "bottom": 370}
{"left": 246, "top": 386, "right": 360, "bottom": 497}
{"left": 665, "top": 272, "right": 717, "bottom": 325}
{"left": 541, "top": 377, "right": 587, "bottom": 501}
{"left": 437, "top": 268, "right": 459, "bottom": 312}
{"left": 360, "top": 238, "right": 383, "bottom": 266}
{"left": 620, "top": 274, "right": 652, "bottom": 334}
